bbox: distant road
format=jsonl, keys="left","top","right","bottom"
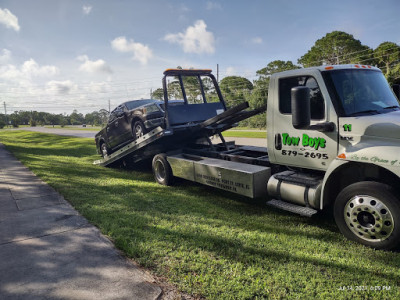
{"left": 17, "top": 127, "right": 96, "bottom": 138}
{"left": 17, "top": 127, "right": 267, "bottom": 147}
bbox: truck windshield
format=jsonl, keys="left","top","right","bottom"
{"left": 324, "top": 69, "right": 399, "bottom": 116}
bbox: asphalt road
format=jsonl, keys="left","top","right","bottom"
{"left": 17, "top": 127, "right": 97, "bottom": 138}
{"left": 18, "top": 127, "right": 267, "bottom": 147}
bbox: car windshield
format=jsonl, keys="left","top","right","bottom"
{"left": 125, "top": 99, "right": 157, "bottom": 110}
{"left": 159, "top": 100, "right": 184, "bottom": 111}
{"left": 324, "top": 69, "right": 399, "bottom": 116}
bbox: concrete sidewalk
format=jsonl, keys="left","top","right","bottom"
{"left": 0, "top": 144, "right": 162, "bottom": 299}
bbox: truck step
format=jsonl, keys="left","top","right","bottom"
{"left": 266, "top": 199, "right": 318, "bottom": 217}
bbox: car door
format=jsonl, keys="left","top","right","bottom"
{"left": 106, "top": 109, "right": 119, "bottom": 148}
{"left": 107, "top": 105, "right": 126, "bottom": 148}
{"left": 118, "top": 104, "right": 133, "bottom": 142}
{"left": 270, "top": 71, "right": 338, "bottom": 171}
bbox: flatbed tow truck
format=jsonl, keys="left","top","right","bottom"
{"left": 95, "top": 66, "right": 400, "bottom": 250}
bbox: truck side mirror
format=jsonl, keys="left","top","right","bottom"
{"left": 291, "top": 86, "right": 311, "bottom": 129}
{"left": 393, "top": 84, "right": 400, "bottom": 100}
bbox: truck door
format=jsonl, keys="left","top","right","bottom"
{"left": 270, "top": 72, "right": 338, "bottom": 171}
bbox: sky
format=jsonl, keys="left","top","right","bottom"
{"left": 0, "top": 0, "right": 399, "bottom": 114}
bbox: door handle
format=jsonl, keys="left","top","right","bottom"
{"left": 275, "top": 133, "right": 282, "bottom": 150}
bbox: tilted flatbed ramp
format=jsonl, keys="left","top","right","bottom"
{"left": 93, "top": 127, "right": 173, "bottom": 167}
{"left": 94, "top": 102, "right": 266, "bottom": 167}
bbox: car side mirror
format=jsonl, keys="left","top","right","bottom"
{"left": 291, "top": 86, "right": 311, "bottom": 129}
{"left": 393, "top": 84, "right": 400, "bottom": 100}
{"left": 291, "top": 86, "right": 335, "bottom": 132}
{"left": 116, "top": 110, "right": 124, "bottom": 117}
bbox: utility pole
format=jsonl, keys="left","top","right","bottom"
{"left": 217, "top": 64, "right": 219, "bottom": 82}
{"left": 3, "top": 101, "right": 8, "bottom": 128}
{"left": 150, "top": 88, "right": 152, "bottom": 99}
{"left": 108, "top": 99, "right": 111, "bottom": 113}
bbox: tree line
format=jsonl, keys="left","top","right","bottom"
{"left": 153, "top": 31, "right": 400, "bottom": 128}
{"left": 0, "top": 109, "right": 109, "bottom": 129}
{"left": 2, "top": 31, "right": 399, "bottom": 129}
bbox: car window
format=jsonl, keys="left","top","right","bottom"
{"left": 108, "top": 111, "right": 117, "bottom": 123}
{"left": 108, "top": 105, "right": 124, "bottom": 123}
{"left": 279, "top": 76, "right": 325, "bottom": 120}
{"left": 125, "top": 100, "right": 157, "bottom": 110}
{"left": 145, "top": 103, "right": 160, "bottom": 113}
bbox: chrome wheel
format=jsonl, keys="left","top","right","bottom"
{"left": 134, "top": 123, "right": 144, "bottom": 139}
{"left": 154, "top": 160, "right": 166, "bottom": 182}
{"left": 101, "top": 143, "right": 108, "bottom": 157}
{"left": 344, "top": 195, "right": 394, "bottom": 242}
{"left": 152, "top": 154, "right": 173, "bottom": 186}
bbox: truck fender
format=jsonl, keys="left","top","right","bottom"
{"left": 320, "top": 157, "right": 400, "bottom": 210}
{"left": 320, "top": 159, "right": 349, "bottom": 210}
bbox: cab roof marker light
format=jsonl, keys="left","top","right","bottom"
{"left": 362, "top": 65, "right": 367, "bottom": 68}
{"left": 355, "top": 65, "right": 360, "bottom": 68}
{"left": 325, "top": 66, "right": 334, "bottom": 70}
{"left": 337, "top": 153, "right": 346, "bottom": 159}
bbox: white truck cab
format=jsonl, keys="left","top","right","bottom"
{"left": 267, "top": 64, "right": 400, "bottom": 249}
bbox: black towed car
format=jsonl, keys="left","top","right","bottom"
{"left": 95, "top": 99, "right": 182, "bottom": 157}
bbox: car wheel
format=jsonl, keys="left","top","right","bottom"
{"left": 133, "top": 121, "right": 147, "bottom": 140}
{"left": 334, "top": 181, "right": 400, "bottom": 250}
{"left": 100, "top": 142, "right": 109, "bottom": 157}
{"left": 152, "top": 154, "right": 174, "bottom": 186}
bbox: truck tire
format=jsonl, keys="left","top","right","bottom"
{"left": 133, "top": 120, "right": 147, "bottom": 140}
{"left": 334, "top": 181, "right": 400, "bottom": 250}
{"left": 152, "top": 154, "right": 174, "bottom": 186}
{"left": 100, "top": 142, "right": 110, "bottom": 157}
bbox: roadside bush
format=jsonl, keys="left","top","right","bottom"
{"left": 0, "top": 120, "right": 5, "bottom": 129}
{"left": 29, "top": 118, "right": 37, "bottom": 127}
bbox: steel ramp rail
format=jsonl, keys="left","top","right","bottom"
{"left": 93, "top": 127, "right": 173, "bottom": 167}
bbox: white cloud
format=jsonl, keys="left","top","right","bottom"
{"left": 21, "top": 59, "right": 59, "bottom": 77}
{"left": 0, "top": 8, "right": 20, "bottom": 31}
{"left": 251, "top": 37, "right": 263, "bottom": 44}
{"left": 206, "top": 2, "right": 222, "bottom": 10}
{"left": 111, "top": 36, "right": 153, "bottom": 65}
{"left": 46, "top": 80, "right": 77, "bottom": 95}
{"left": 164, "top": 20, "right": 215, "bottom": 54}
{"left": 77, "top": 55, "right": 112, "bottom": 74}
{"left": 85, "top": 81, "right": 112, "bottom": 93}
{"left": 0, "top": 59, "right": 58, "bottom": 82}
{"left": 0, "top": 49, "right": 11, "bottom": 64}
{"left": 82, "top": 5, "right": 92, "bottom": 15}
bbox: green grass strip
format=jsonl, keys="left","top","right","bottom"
{"left": 222, "top": 131, "right": 266, "bottom": 139}
{"left": 0, "top": 130, "right": 399, "bottom": 299}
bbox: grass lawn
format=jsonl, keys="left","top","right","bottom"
{"left": 0, "top": 130, "right": 399, "bottom": 299}
{"left": 223, "top": 130, "right": 266, "bottom": 139}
